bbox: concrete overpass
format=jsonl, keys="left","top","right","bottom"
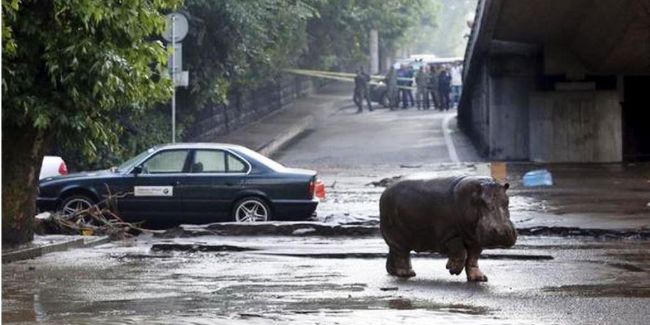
{"left": 459, "top": 0, "right": 650, "bottom": 162}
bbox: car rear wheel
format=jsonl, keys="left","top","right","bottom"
{"left": 60, "top": 195, "right": 96, "bottom": 225}
{"left": 233, "top": 197, "right": 271, "bottom": 222}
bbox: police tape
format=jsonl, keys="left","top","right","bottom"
{"left": 284, "top": 68, "right": 384, "bottom": 80}
{"left": 284, "top": 68, "right": 417, "bottom": 90}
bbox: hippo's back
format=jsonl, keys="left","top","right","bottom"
{"left": 380, "top": 176, "right": 465, "bottom": 211}
{"left": 380, "top": 176, "right": 467, "bottom": 251}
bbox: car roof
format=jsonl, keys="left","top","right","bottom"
{"left": 155, "top": 142, "right": 249, "bottom": 151}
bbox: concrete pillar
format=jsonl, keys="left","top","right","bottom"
{"left": 370, "top": 29, "right": 379, "bottom": 74}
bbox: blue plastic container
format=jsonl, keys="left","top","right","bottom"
{"left": 522, "top": 169, "right": 553, "bottom": 187}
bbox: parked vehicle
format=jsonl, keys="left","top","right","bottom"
{"left": 37, "top": 143, "right": 325, "bottom": 225}
{"left": 39, "top": 156, "right": 68, "bottom": 179}
{"left": 369, "top": 81, "right": 391, "bottom": 107}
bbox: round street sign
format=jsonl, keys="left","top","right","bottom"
{"left": 163, "top": 12, "right": 188, "bottom": 43}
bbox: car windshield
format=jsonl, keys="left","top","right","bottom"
{"left": 116, "top": 147, "right": 155, "bottom": 173}
{"left": 234, "top": 147, "right": 285, "bottom": 171}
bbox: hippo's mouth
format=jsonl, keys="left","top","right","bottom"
{"left": 478, "top": 230, "right": 518, "bottom": 249}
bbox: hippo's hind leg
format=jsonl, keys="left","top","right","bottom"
{"left": 444, "top": 237, "right": 467, "bottom": 276}
{"left": 387, "top": 247, "right": 416, "bottom": 278}
{"left": 465, "top": 246, "right": 488, "bottom": 282}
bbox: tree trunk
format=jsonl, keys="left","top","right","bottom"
{"left": 2, "top": 122, "right": 48, "bottom": 247}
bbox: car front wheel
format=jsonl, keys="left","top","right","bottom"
{"left": 59, "top": 195, "right": 96, "bottom": 225}
{"left": 233, "top": 197, "right": 271, "bottom": 222}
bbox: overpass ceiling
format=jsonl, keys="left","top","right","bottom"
{"left": 492, "top": 0, "right": 650, "bottom": 73}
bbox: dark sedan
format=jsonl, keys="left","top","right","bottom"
{"left": 37, "top": 143, "right": 324, "bottom": 225}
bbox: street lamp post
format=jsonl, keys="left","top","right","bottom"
{"left": 171, "top": 15, "right": 176, "bottom": 143}
{"left": 164, "top": 12, "right": 188, "bottom": 144}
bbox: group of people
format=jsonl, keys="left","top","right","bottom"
{"left": 352, "top": 62, "right": 463, "bottom": 113}
{"left": 386, "top": 62, "right": 462, "bottom": 111}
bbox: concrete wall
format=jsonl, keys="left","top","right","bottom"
{"left": 189, "top": 75, "right": 313, "bottom": 142}
{"left": 461, "top": 63, "right": 491, "bottom": 156}
{"left": 487, "top": 55, "right": 537, "bottom": 160}
{"left": 529, "top": 91, "right": 622, "bottom": 162}
{"left": 460, "top": 54, "right": 537, "bottom": 160}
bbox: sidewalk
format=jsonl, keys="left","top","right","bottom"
{"left": 219, "top": 82, "right": 351, "bottom": 157}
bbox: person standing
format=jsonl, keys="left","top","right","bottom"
{"left": 438, "top": 66, "right": 452, "bottom": 111}
{"left": 353, "top": 66, "right": 373, "bottom": 113}
{"left": 415, "top": 66, "right": 429, "bottom": 110}
{"left": 450, "top": 63, "right": 463, "bottom": 108}
{"left": 405, "top": 64, "right": 415, "bottom": 108}
{"left": 428, "top": 65, "right": 440, "bottom": 110}
{"left": 385, "top": 66, "right": 398, "bottom": 110}
{"left": 396, "top": 64, "right": 409, "bottom": 109}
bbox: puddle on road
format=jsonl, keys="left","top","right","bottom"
{"left": 543, "top": 284, "right": 650, "bottom": 298}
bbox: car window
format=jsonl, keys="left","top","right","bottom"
{"left": 142, "top": 150, "right": 189, "bottom": 174}
{"left": 117, "top": 147, "right": 155, "bottom": 173}
{"left": 234, "top": 147, "right": 285, "bottom": 171}
{"left": 191, "top": 150, "right": 249, "bottom": 173}
{"left": 227, "top": 153, "right": 248, "bottom": 173}
{"left": 193, "top": 150, "right": 226, "bottom": 173}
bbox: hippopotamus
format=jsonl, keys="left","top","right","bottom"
{"left": 379, "top": 176, "right": 517, "bottom": 282}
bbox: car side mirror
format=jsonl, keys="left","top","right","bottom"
{"left": 132, "top": 166, "right": 143, "bottom": 175}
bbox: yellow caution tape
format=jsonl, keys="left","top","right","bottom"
{"left": 284, "top": 68, "right": 417, "bottom": 90}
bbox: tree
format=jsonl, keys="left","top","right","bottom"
{"left": 173, "top": 0, "right": 316, "bottom": 126}
{"left": 2, "top": 0, "right": 179, "bottom": 246}
{"left": 304, "top": 0, "right": 425, "bottom": 71}
{"left": 419, "top": 0, "right": 477, "bottom": 57}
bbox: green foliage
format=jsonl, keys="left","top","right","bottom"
{"left": 174, "top": 0, "right": 425, "bottom": 133}
{"left": 3, "top": 0, "right": 432, "bottom": 171}
{"left": 176, "top": 0, "right": 317, "bottom": 114}
{"left": 415, "top": 0, "right": 477, "bottom": 57}
{"left": 305, "top": 0, "right": 425, "bottom": 71}
{"left": 2, "top": 0, "right": 180, "bottom": 163}
{"left": 397, "top": 0, "right": 442, "bottom": 54}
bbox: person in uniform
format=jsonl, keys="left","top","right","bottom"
{"left": 385, "top": 66, "right": 398, "bottom": 110}
{"left": 404, "top": 64, "right": 415, "bottom": 108}
{"left": 353, "top": 66, "right": 373, "bottom": 113}
{"left": 438, "top": 66, "right": 452, "bottom": 111}
{"left": 415, "top": 65, "right": 429, "bottom": 110}
{"left": 428, "top": 64, "right": 440, "bottom": 110}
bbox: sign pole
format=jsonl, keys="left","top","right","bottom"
{"left": 171, "top": 15, "right": 176, "bottom": 143}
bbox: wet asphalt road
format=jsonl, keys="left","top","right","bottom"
{"left": 3, "top": 98, "right": 650, "bottom": 324}
{"left": 3, "top": 236, "right": 650, "bottom": 324}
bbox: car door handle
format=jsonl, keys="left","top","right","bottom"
{"left": 225, "top": 181, "right": 235, "bottom": 186}
{"left": 174, "top": 181, "right": 181, "bottom": 185}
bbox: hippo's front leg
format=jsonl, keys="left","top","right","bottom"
{"left": 444, "top": 237, "right": 467, "bottom": 275}
{"left": 387, "top": 247, "right": 416, "bottom": 278}
{"left": 465, "top": 246, "right": 488, "bottom": 282}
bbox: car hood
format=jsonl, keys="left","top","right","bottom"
{"left": 39, "top": 169, "right": 117, "bottom": 184}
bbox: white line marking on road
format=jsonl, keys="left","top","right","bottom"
{"left": 442, "top": 113, "right": 460, "bottom": 163}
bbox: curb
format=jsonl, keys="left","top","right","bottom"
{"left": 256, "top": 115, "right": 315, "bottom": 157}
{"left": 2, "top": 236, "right": 111, "bottom": 264}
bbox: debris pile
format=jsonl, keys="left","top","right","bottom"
{"left": 367, "top": 175, "right": 402, "bottom": 187}
{"left": 35, "top": 189, "right": 157, "bottom": 240}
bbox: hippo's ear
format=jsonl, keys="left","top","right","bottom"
{"left": 503, "top": 183, "right": 510, "bottom": 191}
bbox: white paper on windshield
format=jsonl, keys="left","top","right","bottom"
{"left": 134, "top": 186, "right": 173, "bottom": 197}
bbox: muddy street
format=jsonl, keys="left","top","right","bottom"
{"left": 4, "top": 94, "right": 650, "bottom": 324}
{"left": 3, "top": 235, "right": 650, "bottom": 324}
